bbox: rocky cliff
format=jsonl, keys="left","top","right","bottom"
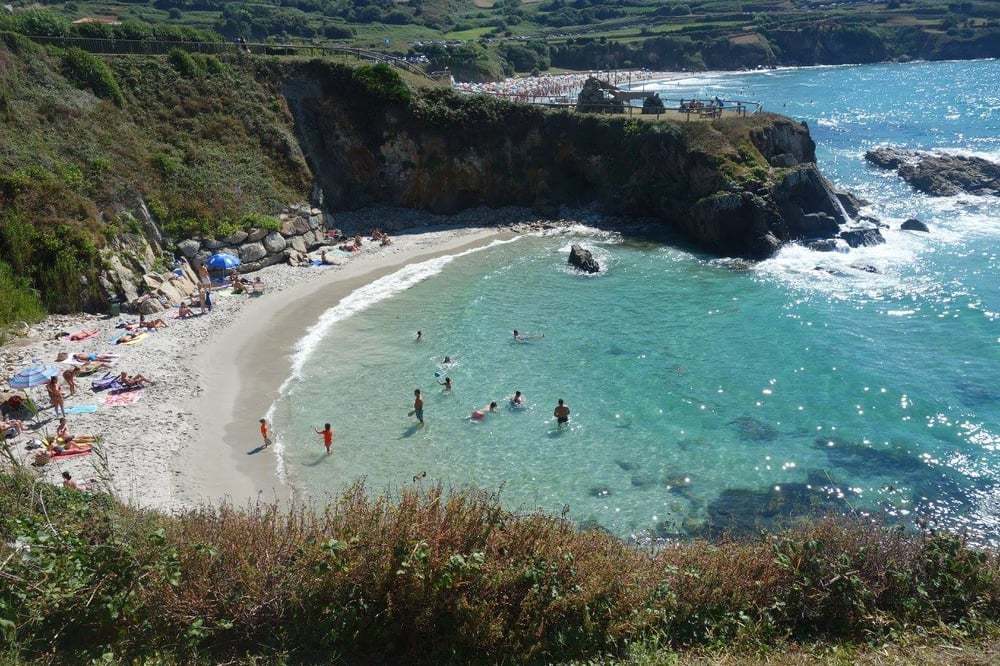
{"left": 285, "top": 61, "right": 871, "bottom": 259}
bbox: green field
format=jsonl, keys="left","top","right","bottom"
{"left": 1, "top": 1, "right": 998, "bottom": 81}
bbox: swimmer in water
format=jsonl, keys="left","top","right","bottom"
{"left": 443, "top": 377, "right": 453, "bottom": 392}
{"left": 410, "top": 389, "right": 424, "bottom": 425}
{"left": 416, "top": 330, "right": 422, "bottom": 342}
{"left": 554, "top": 399, "right": 570, "bottom": 427}
{"left": 510, "top": 390, "right": 524, "bottom": 407}
{"left": 471, "top": 401, "right": 498, "bottom": 420}
{"left": 513, "top": 329, "right": 543, "bottom": 343}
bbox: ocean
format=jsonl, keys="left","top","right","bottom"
{"left": 270, "top": 59, "right": 1000, "bottom": 546}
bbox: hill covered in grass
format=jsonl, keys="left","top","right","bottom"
{"left": 0, "top": 468, "right": 997, "bottom": 663}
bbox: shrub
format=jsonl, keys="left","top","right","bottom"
{"left": 168, "top": 47, "right": 202, "bottom": 78}
{"left": 0, "top": 470, "right": 997, "bottom": 664}
{"left": 0, "top": 259, "right": 44, "bottom": 329}
{"left": 61, "top": 48, "right": 125, "bottom": 106}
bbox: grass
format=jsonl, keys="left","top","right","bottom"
{"left": 0, "top": 466, "right": 997, "bottom": 664}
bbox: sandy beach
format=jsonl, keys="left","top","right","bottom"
{"left": 1, "top": 220, "right": 525, "bottom": 510}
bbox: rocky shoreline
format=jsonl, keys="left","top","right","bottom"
{"left": 865, "top": 147, "right": 1000, "bottom": 197}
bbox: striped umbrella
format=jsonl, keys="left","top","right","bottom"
{"left": 9, "top": 362, "right": 60, "bottom": 389}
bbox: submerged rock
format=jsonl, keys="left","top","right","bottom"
{"left": 696, "top": 470, "right": 850, "bottom": 538}
{"left": 568, "top": 244, "right": 600, "bottom": 273}
{"left": 615, "top": 460, "right": 640, "bottom": 472}
{"left": 865, "top": 147, "right": 1000, "bottom": 197}
{"left": 901, "top": 218, "right": 930, "bottom": 232}
{"left": 588, "top": 485, "right": 613, "bottom": 498}
{"left": 729, "top": 416, "right": 780, "bottom": 442}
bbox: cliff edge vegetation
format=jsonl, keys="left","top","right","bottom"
{"left": 1, "top": 40, "right": 850, "bottom": 330}
{"left": 0, "top": 468, "right": 997, "bottom": 664}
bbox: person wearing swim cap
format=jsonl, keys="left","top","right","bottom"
{"left": 554, "top": 399, "right": 570, "bottom": 427}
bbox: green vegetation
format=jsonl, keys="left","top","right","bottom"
{"left": 0, "top": 36, "right": 311, "bottom": 313}
{"left": 61, "top": 46, "right": 125, "bottom": 106}
{"left": 0, "top": 1, "right": 996, "bottom": 81}
{"left": 0, "top": 467, "right": 997, "bottom": 663}
{"left": 0, "top": 261, "right": 44, "bottom": 332}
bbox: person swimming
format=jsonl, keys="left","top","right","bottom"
{"left": 416, "top": 330, "right": 422, "bottom": 342}
{"left": 471, "top": 401, "right": 498, "bottom": 421}
{"left": 443, "top": 377, "right": 453, "bottom": 392}
{"left": 510, "top": 390, "right": 524, "bottom": 407}
{"left": 513, "top": 329, "right": 544, "bottom": 343}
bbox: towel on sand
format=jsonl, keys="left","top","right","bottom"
{"left": 103, "top": 391, "right": 143, "bottom": 407}
{"left": 65, "top": 405, "right": 98, "bottom": 415}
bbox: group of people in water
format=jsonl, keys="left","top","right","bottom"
{"left": 413, "top": 329, "right": 569, "bottom": 428}
{"left": 257, "top": 327, "right": 572, "bottom": 459}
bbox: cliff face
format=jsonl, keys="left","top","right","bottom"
{"left": 285, "top": 62, "right": 853, "bottom": 259}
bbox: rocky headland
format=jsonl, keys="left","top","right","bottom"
{"left": 865, "top": 147, "right": 1000, "bottom": 197}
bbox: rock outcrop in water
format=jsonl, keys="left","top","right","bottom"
{"left": 865, "top": 147, "right": 1000, "bottom": 197}
{"left": 901, "top": 218, "right": 929, "bottom": 232}
{"left": 568, "top": 244, "right": 600, "bottom": 273}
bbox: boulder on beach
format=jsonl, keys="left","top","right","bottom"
{"left": 901, "top": 218, "right": 930, "bottom": 232}
{"left": 568, "top": 244, "right": 600, "bottom": 273}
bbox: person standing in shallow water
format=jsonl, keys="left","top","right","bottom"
{"left": 554, "top": 399, "right": 570, "bottom": 427}
{"left": 315, "top": 423, "right": 334, "bottom": 455}
{"left": 259, "top": 418, "right": 272, "bottom": 448}
{"left": 410, "top": 389, "right": 424, "bottom": 426}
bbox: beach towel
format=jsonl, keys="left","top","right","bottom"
{"left": 112, "top": 332, "right": 148, "bottom": 346}
{"left": 91, "top": 374, "right": 119, "bottom": 392}
{"left": 69, "top": 329, "right": 98, "bottom": 341}
{"left": 65, "top": 405, "right": 98, "bottom": 415}
{"left": 104, "top": 391, "right": 143, "bottom": 407}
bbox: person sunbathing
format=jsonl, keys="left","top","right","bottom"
{"left": 138, "top": 314, "right": 167, "bottom": 330}
{"left": 1, "top": 419, "right": 24, "bottom": 438}
{"left": 115, "top": 332, "right": 142, "bottom": 344}
{"left": 117, "top": 372, "right": 152, "bottom": 388}
{"left": 73, "top": 352, "right": 115, "bottom": 363}
{"left": 178, "top": 302, "right": 194, "bottom": 318}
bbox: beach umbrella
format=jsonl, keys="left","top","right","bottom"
{"left": 206, "top": 252, "right": 241, "bottom": 271}
{"left": 9, "top": 362, "right": 59, "bottom": 389}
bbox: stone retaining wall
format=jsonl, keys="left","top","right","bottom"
{"left": 175, "top": 204, "right": 328, "bottom": 273}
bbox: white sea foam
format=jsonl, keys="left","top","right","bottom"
{"left": 266, "top": 236, "right": 522, "bottom": 482}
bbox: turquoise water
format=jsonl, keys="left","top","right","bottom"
{"left": 272, "top": 60, "right": 1000, "bottom": 545}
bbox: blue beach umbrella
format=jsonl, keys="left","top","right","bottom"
{"left": 9, "top": 362, "right": 60, "bottom": 389}
{"left": 206, "top": 252, "right": 241, "bottom": 271}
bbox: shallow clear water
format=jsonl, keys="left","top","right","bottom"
{"left": 272, "top": 60, "right": 1000, "bottom": 545}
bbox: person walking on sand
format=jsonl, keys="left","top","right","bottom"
{"left": 554, "top": 398, "right": 570, "bottom": 427}
{"left": 409, "top": 389, "right": 424, "bottom": 426}
{"left": 259, "top": 418, "right": 272, "bottom": 448}
{"left": 315, "top": 423, "right": 335, "bottom": 455}
{"left": 62, "top": 366, "right": 79, "bottom": 397}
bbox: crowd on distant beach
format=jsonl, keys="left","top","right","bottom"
{"left": 453, "top": 69, "right": 678, "bottom": 103}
